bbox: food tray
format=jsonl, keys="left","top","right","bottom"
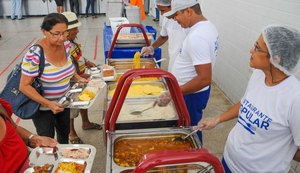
{"left": 107, "top": 81, "right": 166, "bottom": 100}
{"left": 25, "top": 144, "right": 96, "bottom": 173}
{"left": 115, "top": 33, "right": 153, "bottom": 44}
{"left": 115, "top": 72, "right": 160, "bottom": 82}
{"left": 110, "top": 99, "right": 177, "bottom": 122}
{"left": 106, "top": 98, "right": 178, "bottom": 130}
{"left": 58, "top": 82, "right": 99, "bottom": 109}
{"left": 107, "top": 58, "right": 157, "bottom": 72}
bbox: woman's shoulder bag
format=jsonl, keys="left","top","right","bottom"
{"left": 0, "top": 44, "right": 45, "bottom": 119}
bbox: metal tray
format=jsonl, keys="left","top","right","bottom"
{"left": 115, "top": 72, "right": 160, "bottom": 82}
{"left": 58, "top": 83, "right": 99, "bottom": 109}
{"left": 108, "top": 58, "right": 157, "bottom": 72}
{"left": 106, "top": 128, "right": 202, "bottom": 173}
{"left": 115, "top": 33, "right": 153, "bottom": 44}
{"left": 107, "top": 81, "right": 166, "bottom": 100}
{"left": 25, "top": 144, "right": 96, "bottom": 173}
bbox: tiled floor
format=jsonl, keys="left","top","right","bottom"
{"left": 0, "top": 14, "right": 236, "bottom": 172}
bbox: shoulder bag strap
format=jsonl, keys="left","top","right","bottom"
{"left": 32, "top": 44, "right": 45, "bottom": 78}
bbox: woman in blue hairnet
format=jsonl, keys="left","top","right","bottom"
{"left": 197, "top": 25, "right": 300, "bottom": 173}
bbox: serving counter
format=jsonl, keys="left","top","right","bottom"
{"left": 103, "top": 23, "right": 162, "bottom": 63}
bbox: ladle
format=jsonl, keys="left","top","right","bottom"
{"left": 130, "top": 104, "right": 155, "bottom": 115}
{"left": 175, "top": 128, "right": 199, "bottom": 141}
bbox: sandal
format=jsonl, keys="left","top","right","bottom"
{"left": 69, "top": 136, "right": 84, "bottom": 144}
{"left": 82, "top": 122, "right": 102, "bottom": 130}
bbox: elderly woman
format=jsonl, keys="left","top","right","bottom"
{"left": 19, "top": 13, "right": 86, "bottom": 144}
{"left": 198, "top": 25, "right": 300, "bottom": 172}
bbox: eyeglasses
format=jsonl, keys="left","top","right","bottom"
{"left": 253, "top": 42, "right": 270, "bottom": 56}
{"left": 48, "top": 30, "right": 69, "bottom": 38}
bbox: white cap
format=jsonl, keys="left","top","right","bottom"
{"left": 62, "top": 11, "right": 82, "bottom": 30}
{"left": 155, "top": 0, "right": 171, "bottom": 7}
{"left": 163, "top": 0, "right": 199, "bottom": 18}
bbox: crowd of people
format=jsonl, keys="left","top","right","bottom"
{"left": 1, "top": 0, "right": 300, "bottom": 172}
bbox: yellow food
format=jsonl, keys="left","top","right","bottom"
{"left": 78, "top": 90, "right": 96, "bottom": 101}
{"left": 133, "top": 51, "right": 141, "bottom": 69}
{"left": 115, "top": 73, "right": 158, "bottom": 82}
{"left": 55, "top": 162, "right": 86, "bottom": 173}
{"left": 109, "top": 84, "right": 163, "bottom": 97}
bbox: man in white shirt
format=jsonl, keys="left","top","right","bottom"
{"left": 157, "top": 0, "right": 219, "bottom": 142}
{"left": 141, "top": 0, "right": 188, "bottom": 71}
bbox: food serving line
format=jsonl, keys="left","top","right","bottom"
{"left": 102, "top": 23, "right": 225, "bottom": 173}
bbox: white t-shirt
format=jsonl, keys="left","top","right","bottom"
{"left": 171, "top": 20, "right": 219, "bottom": 92}
{"left": 160, "top": 17, "right": 188, "bottom": 71}
{"left": 224, "top": 70, "right": 300, "bottom": 173}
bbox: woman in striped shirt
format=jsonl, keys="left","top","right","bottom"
{"left": 19, "top": 13, "right": 87, "bottom": 144}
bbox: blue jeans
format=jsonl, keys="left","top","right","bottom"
{"left": 183, "top": 87, "right": 211, "bottom": 143}
{"left": 32, "top": 109, "right": 70, "bottom": 144}
{"left": 11, "top": 0, "right": 22, "bottom": 19}
{"left": 86, "top": 0, "right": 96, "bottom": 16}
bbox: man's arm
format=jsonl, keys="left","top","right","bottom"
{"left": 180, "top": 63, "right": 212, "bottom": 95}
{"left": 294, "top": 149, "right": 300, "bottom": 162}
{"left": 16, "top": 126, "right": 58, "bottom": 148}
{"left": 152, "top": 35, "right": 168, "bottom": 49}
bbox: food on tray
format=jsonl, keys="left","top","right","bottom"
{"left": 61, "top": 148, "right": 90, "bottom": 159}
{"left": 118, "top": 102, "right": 176, "bottom": 121}
{"left": 109, "top": 59, "right": 156, "bottom": 71}
{"left": 109, "top": 84, "right": 164, "bottom": 97}
{"left": 116, "top": 73, "right": 158, "bottom": 82}
{"left": 133, "top": 51, "right": 141, "bottom": 69}
{"left": 114, "top": 136, "right": 194, "bottom": 167}
{"left": 101, "top": 64, "right": 115, "bottom": 77}
{"left": 55, "top": 162, "right": 86, "bottom": 173}
{"left": 33, "top": 164, "right": 52, "bottom": 173}
{"left": 78, "top": 87, "right": 96, "bottom": 101}
{"left": 103, "top": 69, "right": 114, "bottom": 77}
{"left": 117, "top": 33, "right": 152, "bottom": 40}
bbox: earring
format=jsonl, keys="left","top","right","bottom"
{"left": 43, "top": 35, "right": 46, "bottom": 38}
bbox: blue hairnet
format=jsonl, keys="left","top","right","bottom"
{"left": 262, "top": 25, "right": 300, "bottom": 75}
{"left": 156, "top": 0, "right": 171, "bottom": 6}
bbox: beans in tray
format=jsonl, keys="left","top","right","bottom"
{"left": 33, "top": 163, "right": 53, "bottom": 173}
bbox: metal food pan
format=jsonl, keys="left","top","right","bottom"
{"left": 108, "top": 58, "right": 157, "bottom": 72}
{"left": 106, "top": 98, "right": 178, "bottom": 130}
{"left": 26, "top": 144, "right": 96, "bottom": 173}
{"left": 115, "top": 33, "right": 153, "bottom": 44}
{"left": 115, "top": 72, "right": 161, "bottom": 82}
{"left": 106, "top": 128, "right": 202, "bottom": 173}
{"left": 107, "top": 81, "right": 166, "bottom": 100}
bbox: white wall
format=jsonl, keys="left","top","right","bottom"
{"left": 201, "top": 0, "right": 300, "bottom": 103}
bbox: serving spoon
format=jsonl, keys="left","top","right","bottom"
{"left": 130, "top": 103, "right": 156, "bottom": 115}
{"left": 175, "top": 128, "right": 199, "bottom": 141}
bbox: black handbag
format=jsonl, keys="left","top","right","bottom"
{"left": 0, "top": 44, "right": 45, "bottom": 119}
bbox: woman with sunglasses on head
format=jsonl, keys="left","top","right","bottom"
{"left": 197, "top": 25, "right": 300, "bottom": 173}
{"left": 19, "top": 13, "right": 87, "bottom": 144}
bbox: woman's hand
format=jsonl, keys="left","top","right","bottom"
{"left": 30, "top": 135, "right": 58, "bottom": 148}
{"left": 47, "top": 101, "right": 64, "bottom": 114}
{"left": 197, "top": 116, "right": 220, "bottom": 130}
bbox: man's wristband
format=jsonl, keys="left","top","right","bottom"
{"left": 27, "top": 134, "right": 35, "bottom": 147}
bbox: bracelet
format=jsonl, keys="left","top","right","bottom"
{"left": 27, "top": 134, "right": 35, "bottom": 147}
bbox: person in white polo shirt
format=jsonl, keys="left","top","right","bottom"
{"left": 156, "top": 0, "right": 219, "bottom": 143}
{"left": 141, "top": 0, "right": 189, "bottom": 71}
{"left": 198, "top": 25, "right": 300, "bottom": 173}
